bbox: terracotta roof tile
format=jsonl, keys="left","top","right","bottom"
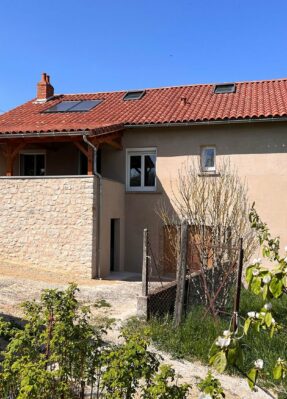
{"left": 1, "top": 78, "right": 287, "bottom": 134}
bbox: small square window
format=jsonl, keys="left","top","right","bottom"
{"left": 201, "top": 147, "right": 216, "bottom": 172}
{"left": 126, "top": 149, "right": 156, "bottom": 191}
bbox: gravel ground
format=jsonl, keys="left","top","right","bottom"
{"left": 0, "top": 261, "right": 275, "bottom": 399}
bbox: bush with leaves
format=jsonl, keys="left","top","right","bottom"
{"left": 198, "top": 371, "right": 225, "bottom": 398}
{"left": 209, "top": 206, "right": 287, "bottom": 396}
{"left": 0, "top": 284, "right": 190, "bottom": 399}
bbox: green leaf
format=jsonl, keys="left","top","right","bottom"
{"left": 273, "top": 364, "right": 282, "bottom": 380}
{"left": 210, "top": 351, "right": 227, "bottom": 373}
{"left": 270, "top": 277, "right": 283, "bottom": 298}
{"left": 227, "top": 348, "right": 237, "bottom": 365}
{"left": 244, "top": 318, "right": 251, "bottom": 335}
{"left": 251, "top": 277, "right": 262, "bottom": 295}
{"left": 265, "top": 312, "right": 273, "bottom": 328}
{"left": 246, "top": 267, "right": 254, "bottom": 285}
{"left": 247, "top": 368, "right": 258, "bottom": 390}
{"left": 262, "top": 284, "right": 268, "bottom": 300}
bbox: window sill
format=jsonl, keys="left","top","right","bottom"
{"left": 125, "top": 190, "right": 162, "bottom": 194}
{"left": 198, "top": 172, "right": 220, "bottom": 177}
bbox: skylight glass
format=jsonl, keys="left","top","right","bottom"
{"left": 214, "top": 84, "right": 236, "bottom": 94}
{"left": 123, "top": 90, "right": 146, "bottom": 101}
{"left": 43, "top": 100, "right": 102, "bottom": 113}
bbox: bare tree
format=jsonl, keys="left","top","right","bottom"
{"left": 157, "top": 158, "right": 256, "bottom": 315}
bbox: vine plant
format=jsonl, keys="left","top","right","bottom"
{"left": 209, "top": 205, "right": 287, "bottom": 393}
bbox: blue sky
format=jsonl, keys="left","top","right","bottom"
{"left": 1, "top": 0, "right": 287, "bottom": 111}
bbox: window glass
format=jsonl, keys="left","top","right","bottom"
{"left": 144, "top": 154, "right": 156, "bottom": 187}
{"left": 130, "top": 155, "right": 141, "bottom": 187}
{"left": 36, "top": 154, "right": 45, "bottom": 176}
{"left": 201, "top": 147, "right": 215, "bottom": 171}
{"left": 20, "top": 154, "right": 45, "bottom": 176}
{"left": 127, "top": 150, "right": 157, "bottom": 191}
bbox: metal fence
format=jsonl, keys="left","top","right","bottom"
{"left": 138, "top": 224, "right": 244, "bottom": 328}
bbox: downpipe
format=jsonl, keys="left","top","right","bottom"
{"left": 83, "top": 135, "right": 102, "bottom": 279}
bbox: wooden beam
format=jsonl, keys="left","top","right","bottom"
{"left": 73, "top": 141, "right": 88, "bottom": 158}
{"left": 106, "top": 138, "right": 122, "bottom": 150}
{"left": 2, "top": 143, "right": 26, "bottom": 176}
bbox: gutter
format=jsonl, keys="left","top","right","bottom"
{"left": 0, "top": 131, "right": 91, "bottom": 139}
{"left": 82, "top": 135, "right": 102, "bottom": 280}
{"left": 124, "top": 116, "right": 287, "bottom": 129}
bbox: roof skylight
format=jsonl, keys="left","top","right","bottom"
{"left": 43, "top": 100, "right": 102, "bottom": 113}
{"left": 123, "top": 90, "right": 146, "bottom": 101}
{"left": 214, "top": 83, "right": 236, "bottom": 94}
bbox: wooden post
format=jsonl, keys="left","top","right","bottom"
{"left": 174, "top": 221, "right": 188, "bottom": 327}
{"left": 87, "top": 146, "right": 93, "bottom": 175}
{"left": 142, "top": 228, "right": 149, "bottom": 296}
{"left": 232, "top": 238, "right": 244, "bottom": 332}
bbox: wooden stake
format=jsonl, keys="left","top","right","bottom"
{"left": 174, "top": 221, "right": 188, "bottom": 327}
{"left": 142, "top": 228, "right": 149, "bottom": 296}
{"left": 232, "top": 238, "right": 244, "bottom": 332}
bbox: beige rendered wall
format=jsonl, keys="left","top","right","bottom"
{"left": 0, "top": 176, "right": 96, "bottom": 278}
{"left": 101, "top": 122, "right": 287, "bottom": 272}
{"left": 99, "top": 179, "right": 125, "bottom": 277}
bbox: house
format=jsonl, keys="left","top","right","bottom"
{"left": 0, "top": 73, "right": 286, "bottom": 278}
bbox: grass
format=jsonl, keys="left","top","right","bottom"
{"left": 127, "top": 288, "right": 287, "bottom": 395}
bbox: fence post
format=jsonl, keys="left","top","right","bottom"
{"left": 174, "top": 221, "right": 188, "bottom": 327}
{"left": 137, "top": 228, "right": 149, "bottom": 319}
{"left": 232, "top": 238, "right": 244, "bottom": 332}
{"left": 142, "top": 228, "right": 149, "bottom": 296}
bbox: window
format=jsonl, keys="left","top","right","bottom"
{"left": 201, "top": 147, "right": 216, "bottom": 172}
{"left": 43, "top": 100, "right": 102, "bottom": 113}
{"left": 20, "top": 153, "right": 46, "bottom": 176}
{"left": 126, "top": 149, "right": 156, "bottom": 191}
{"left": 214, "top": 83, "right": 236, "bottom": 94}
{"left": 123, "top": 90, "right": 146, "bottom": 101}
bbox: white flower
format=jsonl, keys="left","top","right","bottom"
{"left": 223, "top": 330, "right": 231, "bottom": 337}
{"left": 264, "top": 302, "right": 272, "bottom": 311}
{"left": 215, "top": 336, "right": 231, "bottom": 348}
{"left": 252, "top": 269, "right": 260, "bottom": 276}
{"left": 254, "top": 359, "right": 264, "bottom": 369}
{"left": 255, "top": 312, "right": 260, "bottom": 318}
{"left": 253, "top": 258, "right": 262, "bottom": 264}
{"left": 263, "top": 275, "right": 271, "bottom": 284}
{"left": 247, "top": 311, "right": 256, "bottom": 318}
{"left": 198, "top": 394, "right": 212, "bottom": 399}
{"left": 272, "top": 318, "right": 276, "bottom": 324}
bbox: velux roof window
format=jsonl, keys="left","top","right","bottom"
{"left": 214, "top": 83, "right": 236, "bottom": 94}
{"left": 43, "top": 100, "right": 102, "bottom": 113}
{"left": 123, "top": 90, "right": 146, "bottom": 101}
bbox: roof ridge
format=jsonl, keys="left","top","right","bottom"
{"left": 49, "top": 77, "right": 287, "bottom": 97}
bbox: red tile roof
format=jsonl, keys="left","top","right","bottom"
{"left": 1, "top": 78, "right": 287, "bottom": 134}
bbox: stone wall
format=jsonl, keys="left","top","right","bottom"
{"left": 0, "top": 176, "right": 96, "bottom": 278}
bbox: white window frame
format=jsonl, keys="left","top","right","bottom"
{"left": 126, "top": 148, "right": 157, "bottom": 192}
{"left": 201, "top": 146, "right": 216, "bottom": 173}
{"left": 19, "top": 150, "right": 47, "bottom": 176}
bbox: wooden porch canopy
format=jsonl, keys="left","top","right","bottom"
{"left": 0, "top": 123, "right": 124, "bottom": 176}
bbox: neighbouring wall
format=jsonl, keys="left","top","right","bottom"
{"left": 0, "top": 176, "right": 96, "bottom": 278}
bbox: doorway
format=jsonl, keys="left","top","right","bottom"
{"left": 110, "top": 219, "right": 120, "bottom": 272}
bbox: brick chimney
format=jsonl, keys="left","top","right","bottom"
{"left": 36, "top": 73, "right": 54, "bottom": 102}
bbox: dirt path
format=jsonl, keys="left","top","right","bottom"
{"left": 0, "top": 261, "right": 274, "bottom": 399}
